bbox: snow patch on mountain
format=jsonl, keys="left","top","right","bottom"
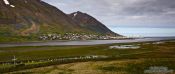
{"left": 3, "top": 0, "right": 10, "bottom": 5}
{"left": 10, "top": 5, "right": 15, "bottom": 7}
{"left": 73, "top": 13, "right": 78, "bottom": 17}
{"left": 3, "top": 0, "right": 15, "bottom": 8}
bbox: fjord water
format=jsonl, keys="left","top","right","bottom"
{"left": 111, "top": 27, "right": 175, "bottom": 37}
{"left": 0, "top": 37, "right": 175, "bottom": 47}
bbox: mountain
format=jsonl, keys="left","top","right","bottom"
{"left": 68, "top": 11, "right": 118, "bottom": 36}
{"left": 0, "top": 0, "right": 119, "bottom": 42}
{"left": 0, "top": 0, "right": 84, "bottom": 36}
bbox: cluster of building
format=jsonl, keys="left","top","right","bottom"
{"left": 39, "top": 33, "right": 123, "bottom": 40}
{"left": 39, "top": 33, "right": 62, "bottom": 40}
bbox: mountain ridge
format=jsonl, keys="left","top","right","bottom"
{"left": 0, "top": 0, "right": 120, "bottom": 42}
{"left": 68, "top": 11, "right": 118, "bottom": 36}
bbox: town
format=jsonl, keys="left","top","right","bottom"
{"left": 38, "top": 33, "right": 129, "bottom": 40}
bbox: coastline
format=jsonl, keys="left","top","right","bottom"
{"left": 0, "top": 37, "right": 174, "bottom": 47}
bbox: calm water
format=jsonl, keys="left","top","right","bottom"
{"left": 111, "top": 27, "right": 175, "bottom": 37}
{"left": 0, "top": 37, "right": 175, "bottom": 47}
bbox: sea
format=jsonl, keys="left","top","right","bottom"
{"left": 111, "top": 27, "right": 175, "bottom": 37}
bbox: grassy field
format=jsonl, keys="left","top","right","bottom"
{"left": 0, "top": 43, "right": 153, "bottom": 61}
{"left": 9, "top": 58, "right": 175, "bottom": 74}
{"left": 0, "top": 40, "right": 175, "bottom": 73}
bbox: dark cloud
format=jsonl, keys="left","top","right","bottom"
{"left": 121, "top": 0, "right": 175, "bottom": 15}
{"left": 43, "top": 0, "right": 175, "bottom": 28}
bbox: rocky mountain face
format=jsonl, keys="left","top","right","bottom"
{"left": 0, "top": 0, "right": 84, "bottom": 36}
{"left": 0, "top": 0, "right": 119, "bottom": 41}
{"left": 68, "top": 11, "right": 118, "bottom": 36}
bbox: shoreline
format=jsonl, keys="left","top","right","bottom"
{"left": 0, "top": 37, "right": 174, "bottom": 47}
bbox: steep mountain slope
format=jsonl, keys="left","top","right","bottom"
{"left": 0, "top": 0, "right": 119, "bottom": 42}
{"left": 0, "top": 0, "right": 84, "bottom": 36}
{"left": 68, "top": 11, "right": 118, "bottom": 36}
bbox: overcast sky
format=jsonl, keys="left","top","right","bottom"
{"left": 43, "top": 0, "right": 175, "bottom": 28}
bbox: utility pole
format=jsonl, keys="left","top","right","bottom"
{"left": 12, "top": 55, "right": 17, "bottom": 65}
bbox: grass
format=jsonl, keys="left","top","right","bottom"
{"left": 0, "top": 40, "right": 175, "bottom": 73}
{"left": 0, "top": 64, "right": 14, "bottom": 69}
{"left": 0, "top": 35, "right": 39, "bottom": 43}
{"left": 99, "top": 65, "right": 120, "bottom": 72}
{"left": 0, "top": 42, "right": 156, "bottom": 61}
{"left": 9, "top": 58, "right": 175, "bottom": 74}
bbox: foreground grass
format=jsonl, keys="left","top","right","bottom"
{"left": 9, "top": 58, "right": 175, "bottom": 74}
{"left": 0, "top": 40, "right": 175, "bottom": 73}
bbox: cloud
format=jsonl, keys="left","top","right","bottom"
{"left": 42, "top": 0, "right": 175, "bottom": 28}
{"left": 121, "top": 0, "right": 175, "bottom": 15}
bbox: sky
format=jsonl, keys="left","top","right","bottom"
{"left": 42, "top": 0, "right": 175, "bottom": 37}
